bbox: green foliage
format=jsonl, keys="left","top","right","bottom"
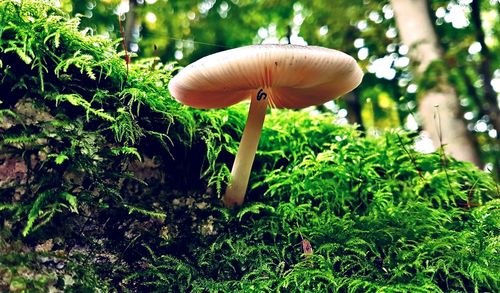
{"left": 1, "top": 1, "right": 499, "bottom": 292}
{"left": 49, "top": 93, "right": 116, "bottom": 121}
{"left": 418, "top": 60, "right": 452, "bottom": 92}
{"left": 0, "top": 0, "right": 195, "bottom": 238}
{"left": 0, "top": 251, "right": 59, "bottom": 291}
{"left": 121, "top": 122, "right": 498, "bottom": 292}
{"left": 66, "top": 0, "right": 500, "bottom": 175}
{"left": 124, "top": 204, "right": 166, "bottom": 221}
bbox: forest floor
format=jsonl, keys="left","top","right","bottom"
{"left": 1, "top": 1, "right": 499, "bottom": 292}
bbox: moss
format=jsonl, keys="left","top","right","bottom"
{"left": 0, "top": 1, "right": 499, "bottom": 292}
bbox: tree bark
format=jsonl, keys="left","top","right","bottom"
{"left": 343, "top": 91, "right": 365, "bottom": 132}
{"left": 470, "top": 0, "right": 500, "bottom": 133}
{"left": 390, "top": 0, "right": 481, "bottom": 166}
{"left": 124, "top": 0, "right": 138, "bottom": 51}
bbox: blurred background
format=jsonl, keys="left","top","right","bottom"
{"left": 57, "top": 0, "right": 499, "bottom": 178}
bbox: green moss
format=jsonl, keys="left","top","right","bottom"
{"left": 0, "top": 1, "right": 499, "bottom": 292}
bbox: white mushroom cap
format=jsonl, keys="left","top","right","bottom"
{"left": 168, "top": 44, "right": 363, "bottom": 109}
{"left": 168, "top": 44, "right": 363, "bottom": 207}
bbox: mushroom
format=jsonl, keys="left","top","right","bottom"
{"left": 168, "top": 44, "right": 363, "bottom": 207}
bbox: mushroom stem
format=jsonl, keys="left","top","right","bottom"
{"left": 223, "top": 89, "right": 268, "bottom": 207}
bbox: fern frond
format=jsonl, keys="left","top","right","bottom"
{"left": 124, "top": 204, "right": 166, "bottom": 220}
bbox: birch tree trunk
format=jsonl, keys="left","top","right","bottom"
{"left": 390, "top": 0, "right": 481, "bottom": 166}
{"left": 124, "top": 0, "right": 137, "bottom": 51}
{"left": 470, "top": 0, "right": 500, "bottom": 133}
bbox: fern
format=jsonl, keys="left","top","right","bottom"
{"left": 47, "top": 153, "right": 69, "bottom": 164}
{"left": 0, "top": 203, "right": 19, "bottom": 212}
{"left": 49, "top": 93, "right": 115, "bottom": 122}
{"left": 237, "top": 202, "right": 275, "bottom": 222}
{"left": 124, "top": 204, "right": 166, "bottom": 220}
{"left": 23, "top": 190, "right": 54, "bottom": 236}
{"left": 110, "top": 146, "right": 142, "bottom": 161}
{"left": 1, "top": 1, "right": 499, "bottom": 292}
{"left": 1, "top": 132, "right": 40, "bottom": 145}
{"left": 110, "top": 108, "right": 143, "bottom": 144}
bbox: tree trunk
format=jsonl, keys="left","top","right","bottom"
{"left": 124, "top": 0, "right": 138, "bottom": 51}
{"left": 390, "top": 0, "right": 481, "bottom": 166}
{"left": 343, "top": 91, "right": 365, "bottom": 132}
{"left": 470, "top": 0, "right": 500, "bottom": 133}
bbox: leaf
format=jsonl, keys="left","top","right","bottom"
{"left": 23, "top": 190, "right": 53, "bottom": 237}
{"left": 124, "top": 204, "right": 166, "bottom": 220}
{"left": 55, "top": 153, "right": 69, "bottom": 164}
{"left": 110, "top": 146, "right": 142, "bottom": 161}
{"left": 237, "top": 202, "right": 275, "bottom": 221}
{"left": 0, "top": 203, "right": 19, "bottom": 212}
{"left": 60, "top": 192, "right": 78, "bottom": 213}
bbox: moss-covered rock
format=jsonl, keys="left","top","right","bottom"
{"left": 1, "top": 1, "right": 498, "bottom": 292}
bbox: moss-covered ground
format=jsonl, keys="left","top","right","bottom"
{"left": 0, "top": 1, "right": 499, "bottom": 292}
